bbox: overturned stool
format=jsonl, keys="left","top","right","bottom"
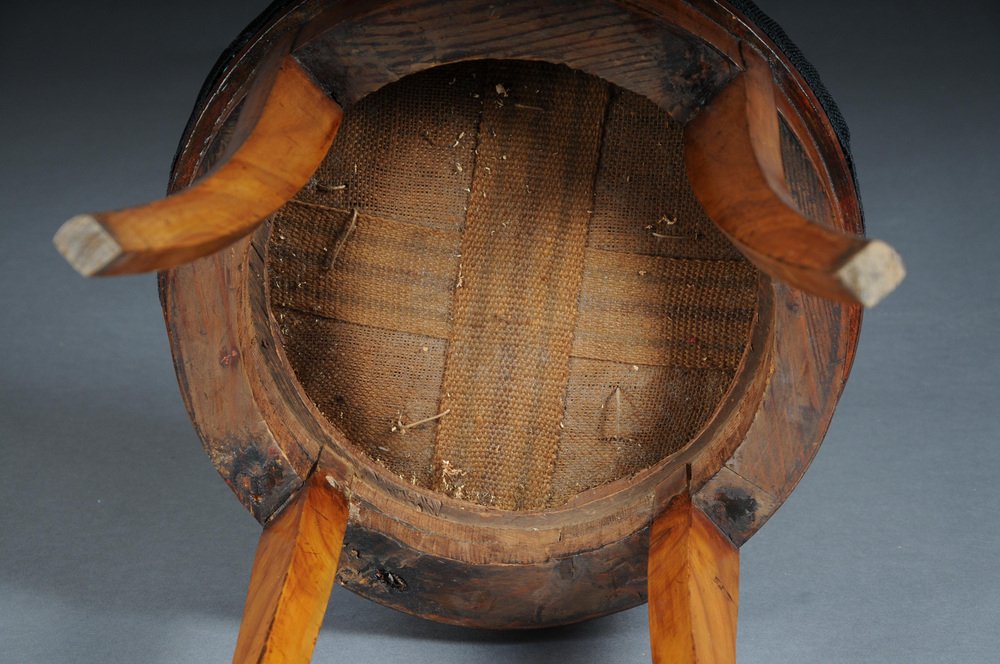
{"left": 55, "top": 0, "right": 904, "bottom": 662}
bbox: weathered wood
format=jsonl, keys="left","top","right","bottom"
{"left": 648, "top": 493, "right": 739, "bottom": 664}
{"left": 151, "top": 0, "right": 869, "bottom": 630}
{"left": 161, "top": 232, "right": 316, "bottom": 522}
{"left": 684, "top": 46, "right": 904, "bottom": 307}
{"left": 233, "top": 472, "right": 348, "bottom": 664}
{"left": 54, "top": 57, "right": 342, "bottom": 276}
{"left": 335, "top": 513, "right": 655, "bottom": 628}
{"left": 294, "top": 0, "right": 734, "bottom": 121}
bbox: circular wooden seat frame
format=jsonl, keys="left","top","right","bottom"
{"left": 55, "top": 1, "right": 904, "bottom": 661}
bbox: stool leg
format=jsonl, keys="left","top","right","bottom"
{"left": 232, "top": 473, "right": 348, "bottom": 664}
{"left": 648, "top": 494, "right": 739, "bottom": 664}
{"left": 54, "top": 54, "right": 342, "bottom": 277}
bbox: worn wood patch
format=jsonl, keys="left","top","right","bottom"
{"left": 337, "top": 518, "right": 650, "bottom": 628}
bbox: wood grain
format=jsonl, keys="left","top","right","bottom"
{"left": 233, "top": 472, "right": 348, "bottom": 664}
{"left": 54, "top": 57, "right": 341, "bottom": 276}
{"left": 155, "top": 0, "right": 869, "bottom": 629}
{"left": 684, "top": 46, "right": 903, "bottom": 307}
{"left": 648, "top": 493, "right": 739, "bottom": 664}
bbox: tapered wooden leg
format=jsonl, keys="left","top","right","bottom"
{"left": 233, "top": 473, "right": 348, "bottom": 664}
{"left": 684, "top": 43, "right": 904, "bottom": 308}
{"left": 54, "top": 55, "right": 342, "bottom": 277}
{"left": 648, "top": 494, "right": 739, "bottom": 664}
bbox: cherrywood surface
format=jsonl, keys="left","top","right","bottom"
{"left": 233, "top": 471, "right": 348, "bottom": 664}
{"left": 648, "top": 493, "right": 739, "bottom": 664}
{"left": 685, "top": 46, "right": 904, "bottom": 307}
{"left": 54, "top": 57, "right": 342, "bottom": 277}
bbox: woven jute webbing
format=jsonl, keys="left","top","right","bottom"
{"left": 268, "top": 60, "right": 759, "bottom": 510}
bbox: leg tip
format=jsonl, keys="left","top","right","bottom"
{"left": 54, "top": 214, "right": 122, "bottom": 277}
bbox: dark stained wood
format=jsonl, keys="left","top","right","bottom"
{"left": 54, "top": 57, "right": 342, "bottom": 277}
{"left": 693, "top": 466, "right": 778, "bottom": 545}
{"left": 294, "top": 0, "right": 734, "bottom": 122}
{"left": 233, "top": 472, "right": 348, "bottom": 664}
{"left": 648, "top": 493, "right": 739, "bottom": 664}
{"left": 684, "top": 46, "right": 904, "bottom": 307}
{"left": 652, "top": 0, "right": 867, "bottom": 241}
{"left": 336, "top": 515, "right": 653, "bottom": 628}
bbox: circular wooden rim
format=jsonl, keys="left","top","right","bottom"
{"left": 256, "top": 220, "right": 778, "bottom": 542}
{"left": 160, "top": 0, "right": 863, "bottom": 627}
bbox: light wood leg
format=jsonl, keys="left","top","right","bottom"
{"left": 648, "top": 494, "right": 739, "bottom": 664}
{"left": 232, "top": 473, "right": 348, "bottom": 664}
{"left": 684, "top": 44, "right": 903, "bottom": 308}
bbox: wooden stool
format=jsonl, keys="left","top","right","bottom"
{"left": 55, "top": 1, "right": 904, "bottom": 662}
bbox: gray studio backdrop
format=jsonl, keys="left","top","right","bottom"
{"left": 1, "top": 1, "right": 997, "bottom": 662}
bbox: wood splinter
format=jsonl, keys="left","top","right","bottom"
{"left": 54, "top": 57, "right": 342, "bottom": 277}
{"left": 392, "top": 408, "right": 452, "bottom": 434}
{"left": 684, "top": 45, "right": 905, "bottom": 307}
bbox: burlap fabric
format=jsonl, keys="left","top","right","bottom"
{"left": 268, "top": 60, "right": 759, "bottom": 510}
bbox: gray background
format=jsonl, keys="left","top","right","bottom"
{"left": 1, "top": 1, "right": 997, "bottom": 662}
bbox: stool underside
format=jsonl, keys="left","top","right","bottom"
{"left": 267, "top": 59, "right": 758, "bottom": 511}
